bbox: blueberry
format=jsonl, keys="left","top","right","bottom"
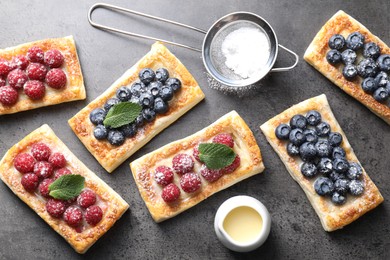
{"left": 347, "top": 162, "right": 363, "bottom": 180}
{"left": 287, "top": 143, "right": 300, "bottom": 156}
{"left": 89, "top": 108, "right": 107, "bottom": 125}
{"left": 275, "top": 124, "right": 291, "bottom": 140}
{"left": 120, "top": 123, "right": 137, "bottom": 138}
{"left": 377, "top": 54, "right": 390, "bottom": 72}
{"left": 326, "top": 50, "right": 342, "bottom": 65}
{"left": 333, "top": 158, "right": 349, "bottom": 173}
{"left": 334, "top": 178, "right": 349, "bottom": 195}
{"left": 329, "top": 171, "right": 345, "bottom": 182}
{"left": 373, "top": 87, "right": 389, "bottom": 102}
{"left": 116, "top": 86, "right": 132, "bottom": 102}
{"left": 289, "top": 128, "right": 306, "bottom": 146}
{"left": 346, "top": 32, "right": 364, "bottom": 50}
{"left": 332, "top": 146, "right": 346, "bottom": 159}
{"left": 363, "top": 42, "right": 381, "bottom": 59}
{"left": 131, "top": 81, "right": 146, "bottom": 97}
{"left": 361, "top": 77, "right": 378, "bottom": 94}
{"left": 375, "top": 71, "right": 388, "bottom": 88}
{"left": 306, "top": 110, "right": 321, "bottom": 126}
{"left": 317, "top": 158, "right": 333, "bottom": 175}
{"left": 165, "top": 78, "right": 181, "bottom": 92}
{"left": 155, "top": 68, "right": 169, "bottom": 83}
{"left": 135, "top": 114, "right": 145, "bottom": 127}
{"left": 154, "top": 97, "right": 169, "bottom": 114}
{"left": 301, "top": 162, "right": 318, "bottom": 178}
{"left": 139, "top": 68, "right": 155, "bottom": 84}
{"left": 93, "top": 125, "right": 108, "bottom": 140}
{"left": 349, "top": 180, "right": 364, "bottom": 196}
{"left": 299, "top": 142, "right": 317, "bottom": 162}
{"left": 290, "top": 114, "right": 307, "bottom": 129}
{"left": 357, "top": 58, "right": 379, "bottom": 78}
{"left": 139, "top": 93, "right": 154, "bottom": 108}
{"left": 341, "top": 49, "right": 357, "bottom": 64}
{"left": 315, "top": 140, "right": 332, "bottom": 157}
{"left": 148, "top": 81, "right": 163, "bottom": 98}
{"left": 107, "top": 130, "right": 125, "bottom": 146}
{"left": 331, "top": 192, "right": 347, "bottom": 205}
{"left": 342, "top": 64, "right": 358, "bottom": 80}
{"left": 328, "top": 132, "right": 343, "bottom": 147}
{"left": 303, "top": 129, "right": 318, "bottom": 143}
{"left": 160, "top": 85, "right": 174, "bottom": 102}
{"left": 104, "top": 98, "right": 120, "bottom": 111}
{"left": 328, "top": 34, "right": 345, "bottom": 50}
{"left": 316, "top": 122, "right": 331, "bottom": 137}
{"left": 314, "top": 177, "right": 334, "bottom": 196}
{"left": 142, "top": 108, "right": 156, "bottom": 122}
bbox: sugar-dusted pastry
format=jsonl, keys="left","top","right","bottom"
{"left": 0, "top": 36, "right": 85, "bottom": 115}
{"left": 260, "top": 94, "right": 383, "bottom": 231}
{"left": 69, "top": 42, "right": 205, "bottom": 173}
{"left": 304, "top": 10, "right": 390, "bottom": 125}
{"left": 130, "top": 111, "right": 264, "bottom": 222}
{"left": 0, "top": 125, "right": 129, "bottom": 253}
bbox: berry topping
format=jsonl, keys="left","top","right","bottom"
{"left": 315, "top": 140, "right": 332, "bottom": 157}
{"left": 361, "top": 77, "right": 378, "bottom": 94}
{"left": 21, "top": 173, "right": 39, "bottom": 192}
{"left": 160, "top": 85, "right": 174, "bottom": 102}
{"left": 31, "top": 142, "right": 51, "bottom": 161}
{"left": 14, "top": 153, "right": 35, "bottom": 173}
{"left": 116, "top": 86, "right": 132, "bottom": 102}
{"left": 120, "top": 123, "right": 137, "bottom": 138}
{"left": 0, "top": 77, "right": 5, "bottom": 87}
{"left": 301, "top": 162, "right": 317, "bottom": 178}
{"left": 11, "top": 55, "right": 29, "bottom": 70}
{"left": 329, "top": 171, "right": 344, "bottom": 182}
{"left": 373, "top": 87, "right": 389, "bottom": 102}
{"left": 326, "top": 50, "right": 342, "bottom": 65}
{"left": 275, "top": 124, "right": 291, "bottom": 140}
{"left": 221, "top": 154, "right": 241, "bottom": 174}
{"left": 161, "top": 183, "right": 181, "bottom": 203}
{"left": 341, "top": 49, "right": 357, "bottom": 64}
{"left": 142, "top": 108, "right": 156, "bottom": 122}
{"left": 342, "top": 64, "right": 358, "bottom": 80}
{"left": 317, "top": 157, "right": 333, "bottom": 175}
{"left": 54, "top": 167, "right": 72, "bottom": 179}
{"left": 0, "top": 85, "right": 18, "bottom": 106}
{"left": 139, "top": 93, "right": 154, "bottom": 108}
{"left": 375, "top": 71, "right": 388, "bottom": 88}
{"left": 165, "top": 78, "right": 181, "bottom": 92}
{"left": 139, "top": 68, "right": 155, "bottom": 84}
{"left": 44, "top": 49, "right": 64, "bottom": 68}
{"left": 135, "top": 114, "right": 145, "bottom": 127}
{"left": 0, "top": 59, "right": 12, "bottom": 76}
{"left": 377, "top": 54, "right": 390, "bottom": 72}
{"left": 77, "top": 190, "right": 97, "bottom": 208}
{"left": 172, "top": 154, "right": 194, "bottom": 175}
{"left": 154, "top": 166, "right": 174, "bottom": 186}
{"left": 39, "top": 178, "right": 54, "bottom": 198}
{"left": 154, "top": 97, "right": 168, "bottom": 114}
{"left": 27, "top": 46, "right": 44, "bottom": 63}
{"left": 357, "top": 58, "right": 378, "bottom": 78}
{"left": 33, "top": 161, "right": 54, "bottom": 179}
{"left": 89, "top": 108, "right": 107, "bottom": 125}
{"left": 26, "top": 62, "right": 47, "bottom": 81}
{"left": 48, "top": 152, "right": 66, "bottom": 168}
{"left": 287, "top": 143, "right": 300, "bottom": 156}
{"left": 363, "top": 42, "right": 380, "bottom": 59}
{"left": 7, "top": 69, "right": 28, "bottom": 89}
{"left": 328, "top": 132, "right": 343, "bottom": 147}
{"left": 346, "top": 32, "right": 364, "bottom": 50}
{"left": 299, "top": 142, "right": 317, "bottom": 161}
{"left": 180, "top": 172, "right": 202, "bottom": 193}
{"left": 314, "top": 177, "right": 334, "bottom": 196}
{"left": 332, "top": 146, "right": 346, "bottom": 159}
{"left": 103, "top": 98, "right": 120, "bottom": 111}
{"left": 200, "top": 165, "right": 223, "bottom": 182}
{"left": 331, "top": 192, "right": 346, "bottom": 205}
{"left": 46, "top": 199, "right": 66, "bottom": 218}
{"left": 289, "top": 128, "right": 306, "bottom": 146}
{"left": 306, "top": 110, "right": 322, "bottom": 126}
{"left": 155, "top": 68, "right": 169, "bottom": 83}
{"left": 349, "top": 180, "right": 365, "bottom": 196}
{"left": 148, "top": 81, "right": 163, "bottom": 98}
{"left": 63, "top": 206, "right": 83, "bottom": 227}
{"left": 333, "top": 158, "right": 349, "bottom": 173}
{"left": 212, "top": 133, "right": 234, "bottom": 148}
{"left": 328, "top": 34, "right": 345, "bottom": 50}
{"left": 85, "top": 205, "right": 103, "bottom": 225}
{"left": 303, "top": 129, "right": 318, "bottom": 143}
{"left": 193, "top": 145, "right": 201, "bottom": 162}
{"left": 45, "top": 68, "right": 67, "bottom": 89}
{"left": 93, "top": 124, "right": 109, "bottom": 140}
{"left": 24, "top": 80, "right": 45, "bottom": 100}
{"left": 130, "top": 81, "right": 146, "bottom": 97}
{"left": 334, "top": 178, "right": 349, "bottom": 195}
{"left": 346, "top": 162, "right": 363, "bottom": 180}
{"left": 315, "top": 122, "right": 331, "bottom": 137}
{"left": 107, "top": 130, "right": 125, "bottom": 146}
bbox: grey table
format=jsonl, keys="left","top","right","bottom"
{"left": 0, "top": 0, "right": 389, "bottom": 259}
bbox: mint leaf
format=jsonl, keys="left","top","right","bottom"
{"left": 49, "top": 174, "right": 85, "bottom": 200}
{"left": 103, "top": 102, "right": 142, "bottom": 128}
{"left": 198, "top": 143, "right": 236, "bottom": 170}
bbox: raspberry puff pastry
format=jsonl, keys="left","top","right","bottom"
{"left": 0, "top": 36, "right": 85, "bottom": 115}
{"left": 69, "top": 42, "right": 205, "bottom": 173}
{"left": 130, "top": 111, "right": 264, "bottom": 222}
{"left": 260, "top": 94, "right": 383, "bottom": 231}
{"left": 0, "top": 125, "right": 129, "bottom": 253}
{"left": 304, "top": 10, "right": 390, "bottom": 125}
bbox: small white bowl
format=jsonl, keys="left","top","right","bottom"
{"left": 214, "top": 195, "right": 271, "bottom": 252}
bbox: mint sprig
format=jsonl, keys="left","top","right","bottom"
{"left": 49, "top": 174, "right": 85, "bottom": 200}
{"left": 198, "top": 143, "right": 236, "bottom": 170}
{"left": 103, "top": 102, "right": 142, "bottom": 128}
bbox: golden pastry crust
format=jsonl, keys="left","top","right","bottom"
{"left": 130, "top": 110, "right": 265, "bottom": 222}
{"left": 0, "top": 36, "right": 85, "bottom": 115}
{"left": 68, "top": 42, "right": 205, "bottom": 173}
{"left": 260, "top": 94, "right": 384, "bottom": 231}
{"left": 304, "top": 10, "right": 390, "bottom": 125}
{"left": 0, "top": 125, "right": 129, "bottom": 253}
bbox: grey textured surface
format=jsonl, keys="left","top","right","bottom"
{"left": 0, "top": 0, "right": 389, "bottom": 259}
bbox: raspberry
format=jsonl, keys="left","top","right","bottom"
{"left": 193, "top": 145, "right": 201, "bottom": 162}
{"left": 33, "top": 161, "right": 54, "bottom": 179}
{"left": 154, "top": 166, "right": 174, "bottom": 186}
{"left": 161, "top": 183, "right": 181, "bottom": 203}
{"left": 212, "top": 133, "right": 234, "bottom": 148}
{"left": 26, "top": 63, "right": 47, "bottom": 81}
{"left": 85, "top": 205, "right": 103, "bottom": 225}
{"left": 7, "top": 69, "right": 28, "bottom": 89}
{"left": 46, "top": 199, "right": 66, "bottom": 218}
{"left": 0, "top": 77, "right": 5, "bottom": 87}
{"left": 45, "top": 68, "right": 66, "bottom": 89}
{"left": 0, "top": 85, "right": 18, "bottom": 106}
{"left": 54, "top": 167, "right": 71, "bottom": 179}
{"left": 44, "top": 49, "right": 64, "bottom": 68}
{"left": 11, "top": 55, "right": 29, "bottom": 70}
{"left": 48, "top": 152, "right": 66, "bottom": 168}
{"left": 39, "top": 178, "right": 54, "bottom": 198}
{"left": 180, "top": 172, "right": 202, "bottom": 193}
{"left": 14, "top": 153, "right": 35, "bottom": 173}
{"left": 77, "top": 190, "right": 97, "bottom": 208}
{"left": 31, "top": 142, "right": 51, "bottom": 161}
{"left": 63, "top": 206, "right": 83, "bottom": 227}
{"left": 24, "top": 80, "right": 45, "bottom": 100}
{"left": 172, "top": 154, "right": 194, "bottom": 175}
{"left": 222, "top": 155, "right": 241, "bottom": 174}
{"left": 21, "top": 173, "right": 39, "bottom": 192}
{"left": 26, "top": 46, "right": 44, "bottom": 63}
{"left": 200, "top": 165, "right": 223, "bottom": 182}
{"left": 0, "top": 59, "right": 12, "bottom": 77}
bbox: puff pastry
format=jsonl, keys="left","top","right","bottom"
{"left": 304, "top": 10, "right": 390, "bottom": 125}
{"left": 260, "top": 94, "right": 383, "bottom": 231}
{"left": 0, "top": 125, "right": 129, "bottom": 253}
{"left": 0, "top": 36, "right": 85, "bottom": 115}
{"left": 130, "top": 110, "right": 264, "bottom": 222}
{"left": 68, "top": 42, "right": 205, "bottom": 173}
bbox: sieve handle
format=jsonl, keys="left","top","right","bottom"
{"left": 271, "top": 44, "right": 299, "bottom": 72}
{"left": 88, "top": 3, "right": 206, "bottom": 52}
